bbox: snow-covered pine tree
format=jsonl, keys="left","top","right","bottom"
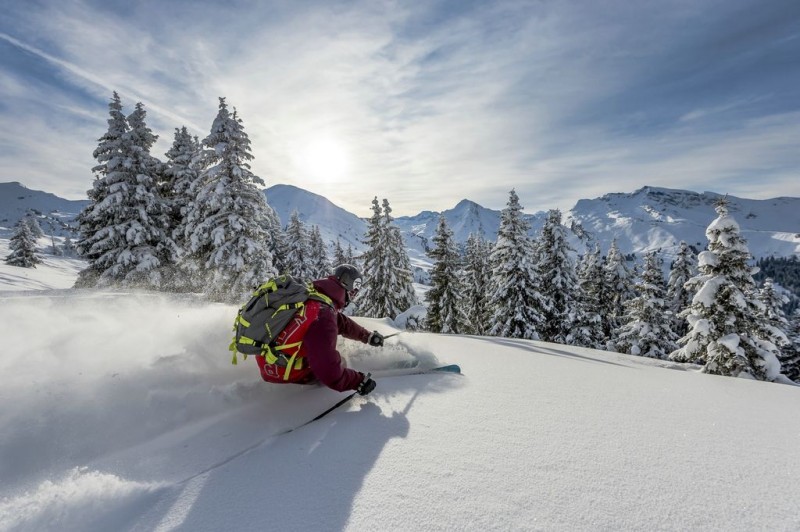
{"left": 268, "top": 221, "right": 290, "bottom": 275}
{"left": 63, "top": 236, "right": 76, "bottom": 257}
{"left": 357, "top": 198, "right": 392, "bottom": 318}
{"left": 536, "top": 209, "right": 579, "bottom": 343}
{"left": 5, "top": 219, "right": 41, "bottom": 267}
{"left": 757, "top": 278, "right": 793, "bottom": 377}
{"left": 601, "top": 239, "right": 634, "bottom": 343}
{"left": 332, "top": 239, "right": 347, "bottom": 266}
{"left": 666, "top": 241, "right": 697, "bottom": 338}
{"left": 425, "top": 216, "right": 463, "bottom": 333}
{"left": 345, "top": 242, "right": 357, "bottom": 266}
{"left": 782, "top": 309, "right": 800, "bottom": 382}
{"left": 613, "top": 251, "right": 678, "bottom": 358}
{"left": 357, "top": 198, "right": 416, "bottom": 319}
{"left": 75, "top": 92, "right": 127, "bottom": 285}
{"left": 332, "top": 239, "right": 358, "bottom": 267}
{"left": 127, "top": 102, "right": 165, "bottom": 182}
{"left": 75, "top": 94, "right": 171, "bottom": 289}
{"left": 669, "top": 199, "right": 782, "bottom": 380}
{"left": 568, "top": 243, "right": 605, "bottom": 348}
{"left": 23, "top": 212, "right": 44, "bottom": 239}
{"left": 461, "top": 233, "right": 492, "bottom": 335}
{"left": 487, "top": 189, "right": 545, "bottom": 339}
{"left": 261, "top": 201, "right": 286, "bottom": 275}
{"left": 308, "top": 225, "right": 331, "bottom": 278}
{"left": 163, "top": 126, "right": 202, "bottom": 290}
{"left": 181, "top": 98, "right": 276, "bottom": 301}
{"left": 283, "top": 211, "right": 314, "bottom": 280}
{"left": 382, "top": 198, "right": 417, "bottom": 317}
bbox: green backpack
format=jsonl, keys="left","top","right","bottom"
{"left": 229, "top": 275, "right": 333, "bottom": 365}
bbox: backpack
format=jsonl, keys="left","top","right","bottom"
{"left": 229, "top": 275, "right": 333, "bottom": 367}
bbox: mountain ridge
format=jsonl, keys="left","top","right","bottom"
{"left": 2, "top": 181, "right": 798, "bottom": 260}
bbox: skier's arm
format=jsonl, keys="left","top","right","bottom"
{"left": 336, "top": 312, "right": 371, "bottom": 343}
{"left": 304, "top": 306, "right": 364, "bottom": 392}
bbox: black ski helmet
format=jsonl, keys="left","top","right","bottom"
{"left": 334, "top": 264, "right": 363, "bottom": 295}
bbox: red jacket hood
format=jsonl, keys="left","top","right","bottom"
{"left": 312, "top": 276, "right": 347, "bottom": 310}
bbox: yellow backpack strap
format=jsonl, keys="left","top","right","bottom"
{"left": 307, "top": 285, "right": 333, "bottom": 307}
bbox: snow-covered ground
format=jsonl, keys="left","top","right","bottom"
{"left": 0, "top": 237, "right": 85, "bottom": 292}
{"left": 1, "top": 253, "right": 799, "bottom": 531}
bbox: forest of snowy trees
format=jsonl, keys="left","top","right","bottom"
{"left": 69, "top": 93, "right": 800, "bottom": 385}
{"left": 423, "top": 192, "right": 800, "bottom": 384}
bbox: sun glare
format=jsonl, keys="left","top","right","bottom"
{"left": 299, "top": 138, "right": 349, "bottom": 183}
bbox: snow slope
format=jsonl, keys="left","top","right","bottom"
{"left": 1, "top": 286, "right": 799, "bottom": 531}
{"left": 0, "top": 182, "right": 88, "bottom": 238}
{"left": 0, "top": 237, "right": 85, "bottom": 291}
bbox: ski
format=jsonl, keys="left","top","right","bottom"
{"left": 371, "top": 363, "right": 462, "bottom": 379}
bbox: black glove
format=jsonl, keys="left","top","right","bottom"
{"left": 357, "top": 373, "right": 376, "bottom": 396}
{"left": 368, "top": 331, "right": 384, "bottom": 347}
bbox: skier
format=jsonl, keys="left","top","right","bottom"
{"left": 254, "top": 264, "right": 384, "bottom": 395}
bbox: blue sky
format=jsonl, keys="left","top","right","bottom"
{"left": 1, "top": 0, "right": 798, "bottom": 216}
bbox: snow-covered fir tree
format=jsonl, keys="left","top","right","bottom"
{"left": 127, "top": 102, "right": 165, "bottom": 181}
{"left": 332, "top": 239, "right": 358, "bottom": 267}
{"left": 613, "top": 251, "right": 678, "bottom": 358}
{"left": 425, "top": 216, "right": 463, "bottom": 333}
{"left": 268, "top": 221, "right": 290, "bottom": 275}
{"left": 666, "top": 241, "right": 697, "bottom": 337}
{"left": 782, "top": 310, "right": 800, "bottom": 382}
{"left": 601, "top": 239, "right": 634, "bottom": 343}
{"left": 5, "top": 219, "right": 41, "bottom": 268}
{"left": 461, "top": 233, "right": 493, "bottom": 335}
{"left": 63, "top": 236, "right": 77, "bottom": 257}
{"left": 283, "top": 211, "right": 314, "bottom": 280}
{"left": 357, "top": 198, "right": 416, "bottom": 319}
{"left": 181, "top": 98, "right": 276, "bottom": 301}
{"left": 75, "top": 94, "right": 172, "bottom": 289}
{"left": 382, "top": 198, "right": 417, "bottom": 317}
{"left": 357, "top": 198, "right": 392, "bottom": 318}
{"left": 345, "top": 242, "right": 357, "bottom": 267}
{"left": 332, "top": 239, "right": 347, "bottom": 266}
{"left": 535, "top": 209, "right": 579, "bottom": 343}
{"left": 757, "top": 278, "right": 793, "bottom": 377}
{"left": 23, "top": 213, "right": 44, "bottom": 239}
{"left": 308, "top": 225, "right": 331, "bottom": 278}
{"left": 568, "top": 243, "right": 605, "bottom": 348}
{"left": 669, "top": 200, "right": 782, "bottom": 381}
{"left": 487, "top": 190, "right": 545, "bottom": 339}
{"left": 162, "top": 126, "right": 202, "bottom": 290}
{"left": 75, "top": 92, "right": 126, "bottom": 284}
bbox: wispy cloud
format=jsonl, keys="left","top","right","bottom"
{"left": 0, "top": 0, "right": 798, "bottom": 217}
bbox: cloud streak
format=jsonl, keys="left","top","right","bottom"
{"left": 0, "top": 0, "right": 798, "bottom": 218}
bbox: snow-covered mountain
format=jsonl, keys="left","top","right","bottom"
{"left": 264, "top": 184, "right": 799, "bottom": 262}
{"left": 265, "top": 184, "right": 367, "bottom": 251}
{"left": 393, "top": 199, "right": 545, "bottom": 254}
{"left": 3, "top": 181, "right": 798, "bottom": 263}
{"left": 1, "top": 288, "right": 799, "bottom": 531}
{"left": 566, "top": 186, "right": 800, "bottom": 262}
{"left": 0, "top": 182, "right": 88, "bottom": 237}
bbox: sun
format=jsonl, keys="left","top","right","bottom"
{"left": 299, "top": 138, "right": 349, "bottom": 183}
